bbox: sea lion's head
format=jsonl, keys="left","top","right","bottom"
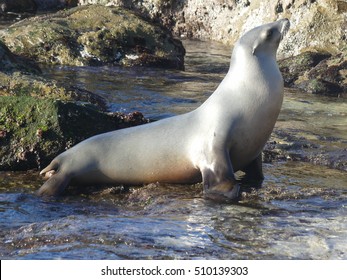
{"left": 235, "top": 19, "right": 290, "bottom": 59}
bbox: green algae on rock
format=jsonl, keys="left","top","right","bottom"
{"left": 0, "top": 96, "right": 148, "bottom": 171}
{"left": 0, "top": 5, "right": 185, "bottom": 69}
{"left": 0, "top": 71, "right": 108, "bottom": 109}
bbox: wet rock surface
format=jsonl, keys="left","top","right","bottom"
{"left": 0, "top": 96, "right": 148, "bottom": 171}
{"left": 0, "top": 5, "right": 185, "bottom": 69}
{"left": 265, "top": 128, "right": 347, "bottom": 172}
{"left": 279, "top": 52, "right": 347, "bottom": 97}
{"left": 0, "top": 41, "right": 41, "bottom": 74}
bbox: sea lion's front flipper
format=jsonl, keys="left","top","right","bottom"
{"left": 203, "top": 179, "right": 240, "bottom": 202}
{"left": 200, "top": 150, "right": 240, "bottom": 202}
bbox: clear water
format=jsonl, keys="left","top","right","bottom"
{"left": 0, "top": 40, "right": 346, "bottom": 260}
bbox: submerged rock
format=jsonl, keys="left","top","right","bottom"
{"left": 264, "top": 129, "right": 347, "bottom": 172}
{"left": 0, "top": 5, "right": 185, "bottom": 69}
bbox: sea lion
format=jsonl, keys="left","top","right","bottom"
{"left": 38, "top": 19, "right": 290, "bottom": 201}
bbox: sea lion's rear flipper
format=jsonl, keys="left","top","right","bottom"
{"left": 241, "top": 153, "right": 264, "bottom": 181}
{"left": 36, "top": 172, "right": 70, "bottom": 196}
{"left": 40, "top": 159, "right": 59, "bottom": 178}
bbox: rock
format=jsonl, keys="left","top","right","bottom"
{"left": 0, "top": 41, "right": 107, "bottom": 108}
{"left": 0, "top": 40, "right": 41, "bottom": 74}
{"left": 0, "top": 40, "right": 148, "bottom": 171}
{"left": 0, "top": 5, "right": 185, "bottom": 69}
{"left": 263, "top": 130, "right": 347, "bottom": 172}
{"left": 279, "top": 0, "right": 347, "bottom": 57}
{"left": 0, "top": 96, "right": 148, "bottom": 171}
{"left": 0, "top": 71, "right": 108, "bottom": 109}
{"left": 303, "top": 54, "right": 347, "bottom": 96}
{"left": 279, "top": 51, "right": 331, "bottom": 86}
{"left": 279, "top": 51, "right": 347, "bottom": 96}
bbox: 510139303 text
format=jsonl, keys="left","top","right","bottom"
{"left": 100, "top": 265, "right": 249, "bottom": 277}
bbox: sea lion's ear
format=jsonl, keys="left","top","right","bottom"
{"left": 252, "top": 40, "right": 259, "bottom": 55}
{"left": 252, "top": 45, "right": 256, "bottom": 55}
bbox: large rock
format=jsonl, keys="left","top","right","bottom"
{"left": 279, "top": 51, "right": 347, "bottom": 96}
{"left": 0, "top": 72, "right": 148, "bottom": 171}
{"left": 0, "top": 5, "right": 185, "bottom": 69}
{"left": 78, "top": 0, "right": 347, "bottom": 57}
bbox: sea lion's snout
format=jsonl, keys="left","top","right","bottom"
{"left": 279, "top": 18, "right": 290, "bottom": 40}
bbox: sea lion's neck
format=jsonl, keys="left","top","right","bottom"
{"left": 229, "top": 45, "right": 278, "bottom": 76}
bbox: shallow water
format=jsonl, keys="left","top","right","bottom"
{"left": 1, "top": 40, "right": 346, "bottom": 259}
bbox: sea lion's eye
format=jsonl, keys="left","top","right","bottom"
{"left": 265, "top": 29, "right": 273, "bottom": 39}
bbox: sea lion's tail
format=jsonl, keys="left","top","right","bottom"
{"left": 37, "top": 159, "right": 69, "bottom": 196}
